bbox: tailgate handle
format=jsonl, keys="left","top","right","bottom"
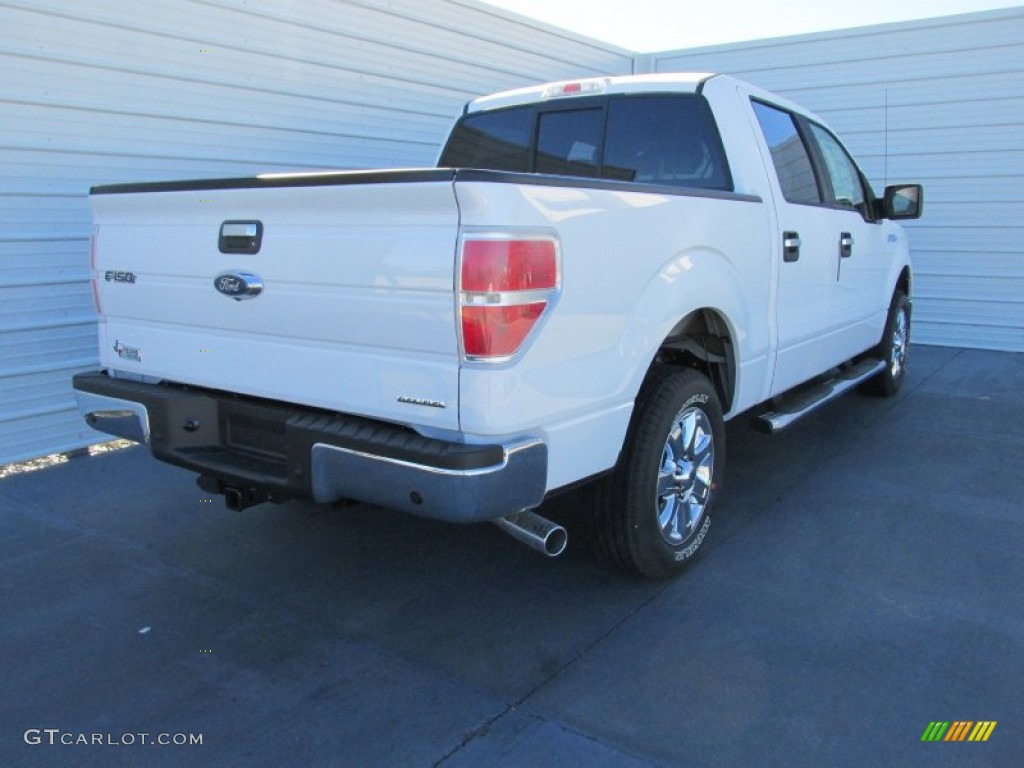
{"left": 219, "top": 221, "right": 263, "bottom": 254}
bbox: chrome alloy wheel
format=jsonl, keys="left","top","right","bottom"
{"left": 656, "top": 405, "right": 714, "bottom": 545}
{"left": 890, "top": 306, "right": 909, "bottom": 379}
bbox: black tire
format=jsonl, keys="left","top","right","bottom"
{"left": 862, "top": 290, "right": 910, "bottom": 397}
{"left": 589, "top": 366, "right": 725, "bottom": 580}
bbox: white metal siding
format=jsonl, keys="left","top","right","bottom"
{"left": 644, "top": 7, "right": 1024, "bottom": 353}
{"left": 4, "top": 2, "right": 1021, "bottom": 465}
{"left": 0, "top": 0, "right": 632, "bottom": 464}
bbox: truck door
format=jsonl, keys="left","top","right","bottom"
{"left": 749, "top": 100, "right": 842, "bottom": 395}
{"left": 803, "top": 123, "right": 889, "bottom": 356}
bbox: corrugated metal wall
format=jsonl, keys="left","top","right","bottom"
{"left": 3, "top": 2, "right": 1021, "bottom": 464}
{"left": 642, "top": 7, "right": 1024, "bottom": 353}
{"left": 0, "top": 0, "right": 632, "bottom": 465}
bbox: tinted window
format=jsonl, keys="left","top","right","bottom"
{"left": 604, "top": 96, "right": 731, "bottom": 190}
{"left": 752, "top": 101, "right": 821, "bottom": 205}
{"left": 535, "top": 109, "right": 603, "bottom": 177}
{"left": 439, "top": 107, "right": 532, "bottom": 172}
{"left": 808, "top": 123, "right": 868, "bottom": 212}
{"left": 440, "top": 94, "right": 732, "bottom": 191}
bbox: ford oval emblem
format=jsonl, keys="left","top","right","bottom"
{"left": 214, "top": 272, "right": 263, "bottom": 301}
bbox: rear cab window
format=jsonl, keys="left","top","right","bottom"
{"left": 536, "top": 108, "right": 603, "bottom": 177}
{"left": 439, "top": 107, "right": 534, "bottom": 172}
{"left": 440, "top": 93, "right": 733, "bottom": 192}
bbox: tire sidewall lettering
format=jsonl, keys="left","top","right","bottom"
{"left": 673, "top": 514, "right": 711, "bottom": 562}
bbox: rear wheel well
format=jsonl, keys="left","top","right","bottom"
{"left": 652, "top": 309, "right": 735, "bottom": 413}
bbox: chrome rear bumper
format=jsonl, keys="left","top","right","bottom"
{"left": 72, "top": 371, "right": 547, "bottom": 523}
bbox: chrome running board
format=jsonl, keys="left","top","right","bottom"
{"left": 757, "top": 358, "right": 886, "bottom": 434}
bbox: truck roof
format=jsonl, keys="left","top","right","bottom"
{"left": 467, "top": 72, "right": 720, "bottom": 113}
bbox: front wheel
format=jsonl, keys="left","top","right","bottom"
{"left": 590, "top": 367, "right": 725, "bottom": 580}
{"left": 862, "top": 290, "right": 910, "bottom": 397}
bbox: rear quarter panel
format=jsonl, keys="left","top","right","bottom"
{"left": 455, "top": 180, "right": 773, "bottom": 490}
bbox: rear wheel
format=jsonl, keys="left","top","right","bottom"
{"left": 590, "top": 366, "right": 724, "bottom": 579}
{"left": 862, "top": 290, "right": 910, "bottom": 397}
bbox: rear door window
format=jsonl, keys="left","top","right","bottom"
{"left": 751, "top": 101, "right": 822, "bottom": 205}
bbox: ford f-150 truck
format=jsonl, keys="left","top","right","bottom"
{"left": 74, "top": 73, "right": 922, "bottom": 579}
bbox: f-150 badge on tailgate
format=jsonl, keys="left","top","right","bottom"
{"left": 214, "top": 271, "right": 263, "bottom": 300}
{"left": 104, "top": 270, "right": 136, "bottom": 283}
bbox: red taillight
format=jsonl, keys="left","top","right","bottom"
{"left": 461, "top": 239, "right": 558, "bottom": 292}
{"left": 461, "top": 304, "right": 547, "bottom": 359}
{"left": 459, "top": 236, "right": 558, "bottom": 360}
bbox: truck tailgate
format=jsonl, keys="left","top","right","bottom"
{"left": 90, "top": 171, "right": 461, "bottom": 430}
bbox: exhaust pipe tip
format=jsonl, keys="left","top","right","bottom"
{"left": 493, "top": 509, "right": 568, "bottom": 558}
{"left": 542, "top": 526, "right": 568, "bottom": 557}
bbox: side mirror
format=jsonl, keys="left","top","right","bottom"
{"left": 883, "top": 184, "right": 923, "bottom": 220}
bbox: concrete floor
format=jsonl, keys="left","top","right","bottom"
{"left": 1, "top": 345, "right": 1021, "bottom": 767}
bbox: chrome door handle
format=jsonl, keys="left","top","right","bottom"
{"left": 839, "top": 232, "right": 854, "bottom": 258}
{"left": 783, "top": 231, "right": 801, "bottom": 262}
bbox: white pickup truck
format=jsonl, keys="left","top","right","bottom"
{"left": 74, "top": 73, "right": 922, "bottom": 578}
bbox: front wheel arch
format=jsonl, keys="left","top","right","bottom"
{"left": 862, "top": 289, "right": 910, "bottom": 397}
